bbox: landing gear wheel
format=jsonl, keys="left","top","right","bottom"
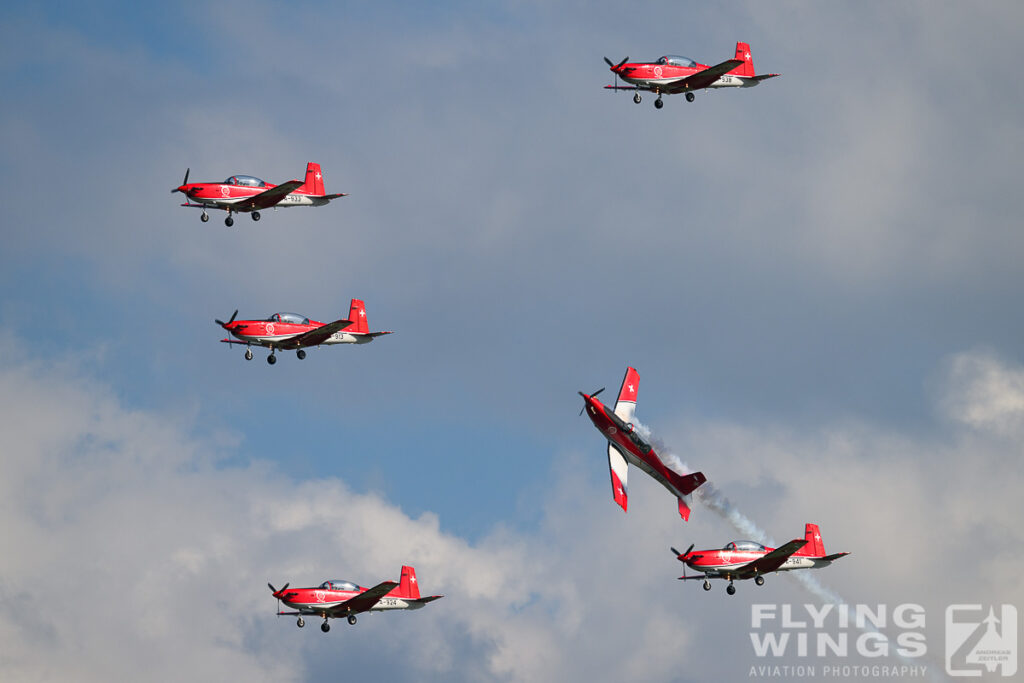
{"left": 252, "top": 211, "right": 261, "bottom": 221}
{"left": 267, "top": 354, "right": 277, "bottom": 365}
{"left": 347, "top": 615, "right": 357, "bottom": 625}
{"left": 685, "top": 92, "right": 695, "bottom": 103}
{"left": 321, "top": 621, "right": 330, "bottom": 633}
{"left": 245, "top": 348, "right": 253, "bottom": 361}
{"left": 726, "top": 583, "right": 736, "bottom": 595}
{"left": 703, "top": 580, "right": 712, "bottom": 591}
{"left": 654, "top": 98, "right": 664, "bottom": 109}
{"left": 296, "top": 349, "right": 306, "bottom": 360}
{"left": 633, "top": 93, "right": 642, "bottom": 104}
{"left": 225, "top": 216, "right": 234, "bottom": 227}
{"left": 296, "top": 617, "right": 305, "bottom": 628}
{"left": 755, "top": 576, "right": 765, "bottom": 586}
{"left": 200, "top": 212, "right": 209, "bottom": 223}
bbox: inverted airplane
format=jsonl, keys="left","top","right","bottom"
{"left": 268, "top": 565, "right": 442, "bottom": 632}
{"left": 674, "top": 523, "right": 849, "bottom": 595}
{"left": 217, "top": 298, "right": 391, "bottom": 364}
{"left": 172, "top": 161, "right": 346, "bottom": 226}
{"left": 604, "top": 41, "right": 778, "bottom": 109}
{"left": 580, "top": 367, "right": 707, "bottom": 521}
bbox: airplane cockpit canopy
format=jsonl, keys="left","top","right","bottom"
{"left": 657, "top": 55, "right": 696, "bottom": 68}
{"left": 724, "top": 541, "right": 766, "bottom": 551}
{"left": 266, "top": 312, "right": 310, "bottom": 325}
{"left": 320, "top": 580, "right": 361, "bottom": 591}
{"left": 224, "top": 175, "right": 266, "bottom": 187}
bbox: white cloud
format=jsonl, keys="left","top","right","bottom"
{"left": 938, "top": 349, "right": 1024, "bottom": 436}
{"left": 2, "top": 337, "right": 1022, "bottom": 681}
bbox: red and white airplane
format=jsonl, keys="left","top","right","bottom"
{"left": 172, "top": 162, "right": 346, "bottom": 226}
{"left": 268, "top": 565, "right": 442, "bottom": 632}
{"left": 674, "top": 523, "right": 849, "bottom": 595}
{"left": 579, "top": 367, "right": 707, "bottom": 521}
{"left": 216, "top": 298, "right": 391, "bottom": 364}
{"left": 604, "top": 41, "right": 778, "bottom": 109}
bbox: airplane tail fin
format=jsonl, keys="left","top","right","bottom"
{"left": 794, "top": 523, "right": 827, "bottom": 557}
{"left": 733, "top": 42, "right": 756, "bottom": 77}
{"left": 302, "top": 162, "right": 326, "bottom": 196}
{"left": 348, "top": 298, "right": 369, "bottom": 334}
{"left": 398, "top": 565, "right": 421, "bottom": 599}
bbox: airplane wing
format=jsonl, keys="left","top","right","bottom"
{"left": 326, "top": 580, "right": 399, "bottom": 616}
{"left": 233, "top": 180, "right": 305, "bottom": 211}
{"left": 607, "top": 443, "right": 629, "bottom": 511}
{"left": 221, "top": 337, "right": 269, "bottom": 347}
{"left": 733, "top": 539, "right": 807, "bottom": 579}
{"left": 283, "top": 319, "right": 354, "bottom": 348}
{"left": 613, "top": 367, "right": 639, "bottom": 422}
{"left": 662, "top": 59, "right": 743, "bottom": 94}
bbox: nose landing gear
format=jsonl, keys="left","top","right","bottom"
{"left": 633, "top": 92, "right": 642, "bottom": 104}
{"left": 296, "top": 617, "right": 304, "bottom": 628}
{"left": 200, "top": 212, "right": 209, "bottom": 223}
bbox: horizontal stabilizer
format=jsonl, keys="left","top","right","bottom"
{"left": 821, "top": 552, "right": 850, "bottom": 562}
{"left": 322, "top": 193, "right": 349, "bottom": 200}
{"left": 677, "top": 471, "right": 706, "bottom": 496}
{"left": 749, "top": 73, "right": 780, "bottom": 82}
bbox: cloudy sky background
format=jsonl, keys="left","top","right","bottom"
{"left": 1, "top": 1, "right": 1022, "bottom": 680}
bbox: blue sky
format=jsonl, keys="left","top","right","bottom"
{"left": 1, "top": 2, "right": 1023, "bottom": 681}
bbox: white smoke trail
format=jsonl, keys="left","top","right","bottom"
{"left": 632, "top": 421, "right": 944, "bottom": 679}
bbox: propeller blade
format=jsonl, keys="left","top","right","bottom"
{"left": 670, "top": 547, "right": 680, "bottom": 556}
{"left": 618, "top": 56, "right": 629, "bottom": 68}
{"left": 268, "top": 583, "right": 277, "bottom": 593}
{"left": 172, "top": 168, "right": 191, "bottom": 194}
{"left": 592, "top": 387, "right": 605, "bottom": 398}
{"left": 603, "top": 56, "right": 614, "bottom": 67}
{"left": 215, "top": 310, "right": 239, "bottom": 327}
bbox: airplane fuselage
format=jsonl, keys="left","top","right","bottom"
{"left": 618, "top": 64, "right": 761, "bottom": 91}
{"left": 225, "top": 322, "right": 374, "bottom": 347}
{"left": 686, "top": 551, "right": 837, "bottom": 577}
{"left": 279, "top": 588, "right": 423, "bottom": 616}
{"left": 183, "top": 185, "right": 331, "bottom": 209}
{"left": 581, "top": 394, "right": 690, "bottom": 502}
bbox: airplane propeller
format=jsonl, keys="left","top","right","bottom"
{"left": 215, "top": 310, "right": 239, "bottom": 327}
{"left": 171, "top": 168, "right": 191, "bottom": 194}
{"left": 267, "top": 582, "right": 289, "bottom": 594}
{"left": 604, "top": 56, "right": 629, "bottom": 91}
{"left": 578, "top": 387, "right": 605, "bottom": 415}
{"left": 671, "top": 543, "right": 695, "bottom": 558}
